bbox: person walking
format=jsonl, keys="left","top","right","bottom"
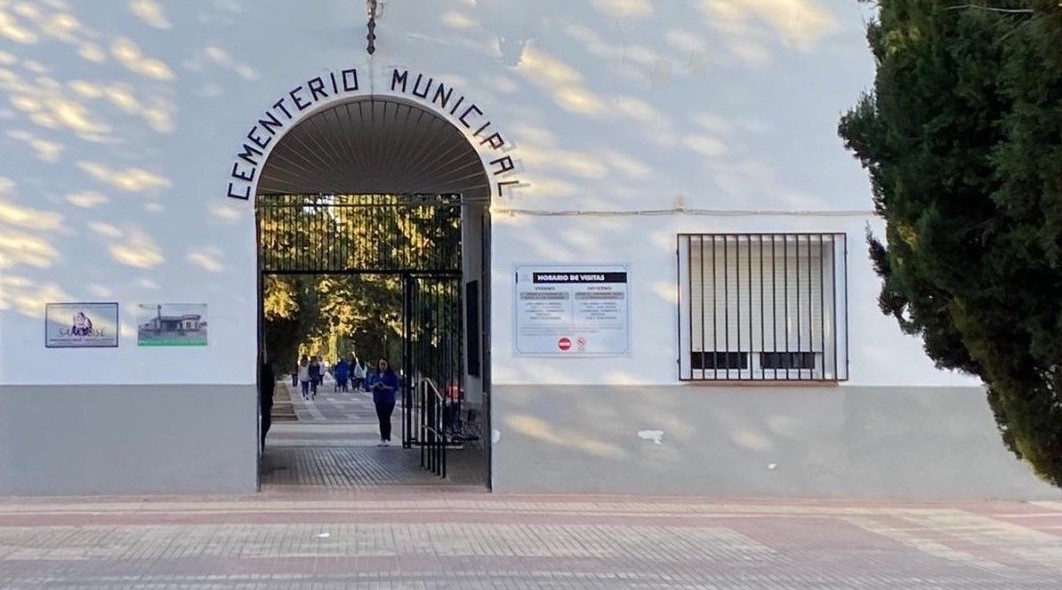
{"left": 334, "top": 356, "right": 350, "bottom": 393}
{"left": 297, "top": 355, "right": 311, "bottom": 400}
{"left": 308, "top": 355, "right": 322, "bottom": 400}
{"left": 352, "top": 357, "right": 366, "bottom": 392}
{"left": 366, "top": 358, "right": 399, "bottom": 446}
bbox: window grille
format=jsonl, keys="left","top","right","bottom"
{"left": 677, "top": 233, "right": 849, "bottom": 382}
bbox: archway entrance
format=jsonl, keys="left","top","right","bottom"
{"left": 252, "top": 98, "right": 492, "bottom": 492}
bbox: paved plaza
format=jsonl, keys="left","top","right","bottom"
{"left": 0, "top": 491, "right": 1061, "bottom": 588}
{"left": 1, "top": 384, "right": 1060, "bottom": 588}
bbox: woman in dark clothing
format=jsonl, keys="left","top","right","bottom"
{"left": 366, "top": 358, "right": 400, "bottom": 446}
{"left": 334, "top": 357, "right": 351, "bottom": 392}
{"left": 307, "top": 356, "right": 322, "bottom": 399}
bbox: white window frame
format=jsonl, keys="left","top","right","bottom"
{"left": 677, "top": 233, "right": 849, "bottom": 382}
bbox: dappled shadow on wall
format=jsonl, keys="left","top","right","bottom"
{"left": 0, "top": 0, "right": 250, "bottom": 317}
{"left": 0, "top": 0, "right": 862, "bottom": 323}
{"left": 394, "top": 0, "right": 865, "bottom": 302}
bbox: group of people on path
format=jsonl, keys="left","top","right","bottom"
{"left": 287, "top": 354, "right": 400, "bottom": 446}
{"left": 292, "top": 355, "right": 376, "bottom": 399}
{"left": 329, "top": 356, "right": 369, "bottom": 393}
{"left": 292, "top": 355, "right": 324, "bottom": 400}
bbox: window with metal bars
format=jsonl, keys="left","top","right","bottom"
{"left": 677, "top": 233, "right": 849, "bottom": 382}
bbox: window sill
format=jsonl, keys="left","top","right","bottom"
{"left": 679, "top": 379, "right": 843, "bottom": 388}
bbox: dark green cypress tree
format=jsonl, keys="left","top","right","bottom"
{"left": 839, "top": 1, "right": 1062, "bottom": 484}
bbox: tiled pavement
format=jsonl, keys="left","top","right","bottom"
{"left": 278, "top": 380, "right": 393, "bottom": 428}
{"left": 0, "top": 492, "right": 1061, "bottom": 588}
{"left": 260, "top": 445, "right": 485, "bottom": 490}
{"left": 261, "top": 382, "right": 486, "bottom": 490}
{"left": 267, "top": 381, "right": 406, "bottom": 448}
{"left": 2, "top": 383, "right": 1061, "bottom": 588}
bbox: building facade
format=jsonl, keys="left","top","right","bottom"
{"left": 0, "top": 0, "right": 1056, "bottom": 498}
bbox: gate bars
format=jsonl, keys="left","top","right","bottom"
{"left": 404, "top": 275, "right": 463, "bottom": 477}
{"left": 258, "top": 193, "right": 462, "bottom": 274}
{"left": 257, "top": 193, "right": 464, "bottom": 477}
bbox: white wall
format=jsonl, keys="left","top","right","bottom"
{"left": 0, "top": 1, "right": 972, "bottom": 388}
{"left": 491, "top": 214, "right": 980, "bottom": 387}
{"left": 491, "top": 384, "right": 1056, "bottom": 499}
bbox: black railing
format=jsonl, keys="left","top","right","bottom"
{"left": 257, "top": 193, "right": 462, "bottom": 274}
{"left": 256, "top": 193, "right": 466, "bottom": 478}
{"left": 416, "top": 378, "right": 448, "bottom": 477}
{"left": 402, "top": 275, "right": 463, "bottom": 477}
{"left": 678, "top": 233, "right": 849, "bottom": 382}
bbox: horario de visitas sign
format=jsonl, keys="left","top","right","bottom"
{"left": 225, "top": 67, "right": 521, "bottom": 201}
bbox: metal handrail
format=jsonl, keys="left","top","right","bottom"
{"left": 416, "top": 376, "right": 449, "bottom": 478}
{"left": 419, "top": 376, "right": 445, "bottom": 404}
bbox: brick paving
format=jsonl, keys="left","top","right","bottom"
{"left": 0, "top": 491, "right": 1060, "bottom": 588}
{"left": 3, "top": 384, "right": 1060, "bottom": 588}
{"left": 279, "top": 380, "right": 398, "bottom": 428}
{"left": 261, "top": 382, "right": 486, "bottom": 490}
{"left": 260, "top": 446, "right": 484, "bottom": 489}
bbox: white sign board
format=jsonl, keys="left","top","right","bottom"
{"left": 513, "top": 265, "right": 630, "bottom": 356}
{"left": 45, "top": 302, "right": 119, "bottom": 348}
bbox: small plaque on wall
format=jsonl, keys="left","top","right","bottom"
{"left": 44, "top": 302, "right": 119, "bottom": 348}
{"left": 136, "top": 303, "right": 209, "bottom": 347}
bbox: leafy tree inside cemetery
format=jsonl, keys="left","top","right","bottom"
{"left": 259, "top": 195, "right": 461, "bottom": 373}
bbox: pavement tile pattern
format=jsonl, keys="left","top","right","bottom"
{"left": 261, "top": 383, "right": 485, "bottom": 489}
{"left": 0, "top": 493, "right": 1060, "bottom": 588}
{"left": 260, "top": 446, "right": 483, "bottom": 489}
{"left": 3, "top": 383, "right": 1060, "bottom": 588}
{"left": 278, "top": 381, "right": 399, "bottom": 427}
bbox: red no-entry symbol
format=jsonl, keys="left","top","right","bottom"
{"left": 558, "top": 337, "right": 572, "bottom": 351}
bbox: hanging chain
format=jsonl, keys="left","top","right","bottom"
{"left": 366, "top": 0, "right": 378, "bottom": 55}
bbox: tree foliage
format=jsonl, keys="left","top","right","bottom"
{"left": 839, "top": 1, "right": 1062, "bottom": 484}
{"left": 258, "top": 194, "right": 462, "bottom": 376}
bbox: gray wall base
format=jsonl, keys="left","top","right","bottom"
{"left": 491, "top": 385, "right": 1061, "bottom": 500}
{"left": 0, "top": 385, "right": 258, "bottom": 496}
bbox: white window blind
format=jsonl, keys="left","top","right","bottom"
{"left": 679, "top": 233, "right": 848, "bottom": 381}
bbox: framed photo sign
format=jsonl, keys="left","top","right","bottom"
{"left": 45, "top": 302, "right": 120, "bottom": 348}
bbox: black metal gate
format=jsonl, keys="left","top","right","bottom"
{"left": 404, "top": 275, "right": 462, "bottom": 476}
{"left": 257, "top": 193, "right": 464, "bottom": 477}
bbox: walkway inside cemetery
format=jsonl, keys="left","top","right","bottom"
{"left": 260, "top": 379, "right": 483, "bottom": 490}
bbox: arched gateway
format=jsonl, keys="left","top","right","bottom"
{"left": 251, "top": 96, "right": 495, "bottom": 489}
{"left": 257, "top": 97, "right": 490, "bottom": 199}
{"left": 225, "top": 67, "right": 521, "bottom": 204}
